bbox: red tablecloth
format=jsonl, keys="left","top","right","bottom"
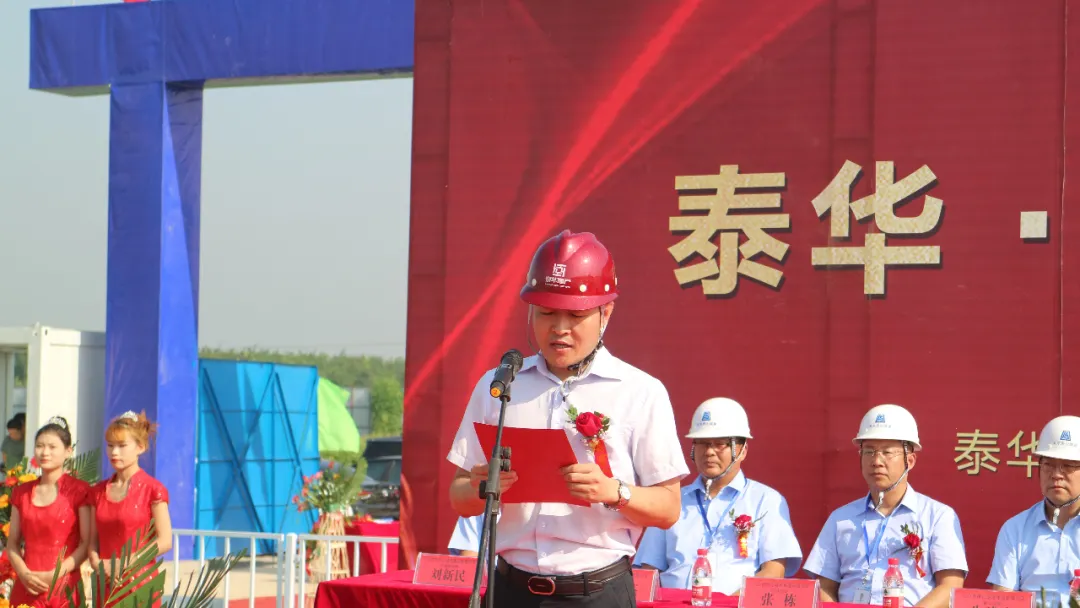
{"left": 343, "top": 521, "right": 401, "bottom": 576}
{"left": 314, "top": 569, "right": 869, "bottom": 608}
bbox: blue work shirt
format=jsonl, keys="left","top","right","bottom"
{"left": 988, "top": 501, "right": 1080, "bottom": 608}
{"left": 448, "top": 514, "right": 487, "bottom": 555}
{"left": 804, "top": 486, "right": 968, "bottom": 606}
{"left": 634, "top": 472, "right": 802, "bottom": 594}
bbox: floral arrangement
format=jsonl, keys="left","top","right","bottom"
{"left": 729, "top": 510, "right": 766, "bottom": 558}
{"left": 0, "top": 459, "right": 40, "bottom": 543}
{"left": 292, "top": 460, "right": 364, "bottom": 515}
{"left": 0, "top": 458, "right": 39, "bottom": 602}
{"left": 565, "top": 406, "right": 613, "bottom": 477}
{"left": 900, "top": 522, "right": 926, "bottom": 577}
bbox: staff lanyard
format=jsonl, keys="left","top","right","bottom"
{"left": 696, "top": 485, "right": 741, "bottom": 547}
{"left": 861, "top": 510, "right": 895, "bottom": 571}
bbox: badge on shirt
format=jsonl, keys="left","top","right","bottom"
{"left": 853, "top": 576, "right": 872, "bottom": 604}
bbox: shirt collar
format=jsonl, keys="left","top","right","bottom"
{"left": 520, "top": 347, "right": 625, "bottom": 383}
{"left": 1034, "top": 501, "right": 1051, "bottom": 527}
{"left": 1031, "top": 499, "right": 1077, "bottom": 530}
{"left": 863, "top": 484, "right": 921, "bottom": 515}
{"left": 688, "top": 470, "right": 747, "bottom": 499}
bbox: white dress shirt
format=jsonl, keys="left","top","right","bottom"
{"left": 447, "top": 347, "right": 689, "bottom": 576}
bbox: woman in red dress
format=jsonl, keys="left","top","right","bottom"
{"left": 89, "top": 411, "right": 173, "bottom": 607}
{"left": 6, "top": 416, "right": 91, "bottom": 607}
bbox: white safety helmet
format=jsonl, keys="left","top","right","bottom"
{"left": 685, "top": 398, "right": 753, "bottom": 440}
{"left": 1034, "top": 416, "right": 1080, "bottom": 462}
{"left": 852, "top": 404, "right": 922, "bottom": 451}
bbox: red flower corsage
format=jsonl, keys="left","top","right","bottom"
{"left": 900, "top": 522, "right": 927, "bottom": 577}
{"left": 566, "top": 405, "right": 613, "bottom": 478}
{"left": 729, "top": 510, "right": 766, "bottom": 558}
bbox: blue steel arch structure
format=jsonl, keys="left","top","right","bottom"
{"left": 28, "top": 0, "right": 414, "bottom": 538}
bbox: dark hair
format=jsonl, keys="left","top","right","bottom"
{"left": 36, "top": 417, "right": 72, "bottom": 448}
{"left": 6, "top": 413, "right": 24, "bottom": 431}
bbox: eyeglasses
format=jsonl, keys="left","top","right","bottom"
{"left": 859, "top": 448, "right": 905, "bottom": 461}
{"left": 693, "top": 440, "right": 734, "bottom": 452}
{"left": 1039, "top": 458, "right": 1080, "bottom": 474}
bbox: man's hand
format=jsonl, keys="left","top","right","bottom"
{"left": 468, "top": 463, "right": 518, "bottom": 495}
{"left": 561, "top": 463, "right": 619, "bottom": 504}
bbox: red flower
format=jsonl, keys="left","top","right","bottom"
{"left": 903, "top": 532, "right": 921, "bottom": 550}
{"left": 734, "top": 514, "right": 753, "bottom": 528}
{"left": 4, "top": 477, "right": 16, "bottom": 487}
{"left": 29, "top": 458, "right": 38, "bottom": 469}
{"left": 575, "top": 412, "right": 603, "bottom": 438}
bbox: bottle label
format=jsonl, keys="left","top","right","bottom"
{"left": 883, "top": 589, "right": 902, "bottom": 608}
{"left": 692, "top": 580, "right": 711, "bottom": 600}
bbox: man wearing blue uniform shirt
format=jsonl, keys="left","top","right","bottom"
{"left": 635, "top": 398, "right": 802, "bottom": 595}
{"left": 804, "top": 404, "right": 967, "bottom": 607}
{"left": 989, "top": 415, "right": 1080, "bottom": 606}
{"left": 448, "top": 514, "right": 484, "bottom": 557}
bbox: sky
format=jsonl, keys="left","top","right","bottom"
{"left": 0, "top": 0, "right": 413, "bottom": 358}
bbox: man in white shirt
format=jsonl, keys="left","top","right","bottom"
{"left": 635, "top": 398, "right": 802, "bottom": 594}
{"left": 447, "top": 230, "right": 689, "bottom": 607}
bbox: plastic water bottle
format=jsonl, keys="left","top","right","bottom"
{"left": 691, "top": 548, "right": 712, "bottom": 607}
{"left": 883, "top": 557, "right": 903, "bottom": 608}
{"left": 1069, "top": 569, "right": 1080, "bottom": 603}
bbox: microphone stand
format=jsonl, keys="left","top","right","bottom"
{"left": 467, "top": 388, "right": 512, "bottom": 608}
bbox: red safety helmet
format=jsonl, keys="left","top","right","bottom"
{"left": 520, "top": 230, "right": 619, "bottom": 311}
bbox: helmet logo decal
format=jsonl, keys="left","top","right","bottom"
{"left": 1062, "top": 430, "right": 1073, "bottom": 442}
{"left": 701, "top": 412, "right": 712, "bottom": 422}
{"left": 545, "top": 263, "right": 573, "bottom": 289}
{"left": 875, "top": 414, "right": 886, "bottom": 424}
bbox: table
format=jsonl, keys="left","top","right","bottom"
{"left": 314, "top": 569, "right": 709, "bottom": 607}
{"left": 314, "top": 570, "right": 869, "bottom": 608}
{"left": 343, "top": 521, "right": 401, "bottom": 575}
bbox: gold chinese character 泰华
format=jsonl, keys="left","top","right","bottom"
{"left": 1007, "top": 431, "right": 1039, "bottom": 478}
{"left": 669, "top": 165, "right": 789, "bottom": 296}
{"left": 954, "top": 430, "right": 1000, "bottom": 475}
{"left": 810, "top": 161, "right": 943, "bottom": 295}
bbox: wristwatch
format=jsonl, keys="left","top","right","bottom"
{"left": 605, "top": 479, "right": 632, "bottom": 511}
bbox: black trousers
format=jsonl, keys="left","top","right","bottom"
{"left": 483, "top": 568, "right": 637, "bottom": 608}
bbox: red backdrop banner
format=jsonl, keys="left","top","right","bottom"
{"left": 405, "top": 0, "right": 1076, "bottom": 585}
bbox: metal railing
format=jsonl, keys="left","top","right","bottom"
{"left": 292, "top": 532, "right": 399, "bottom": 607}
{"left": 169, "top": 528, "right": 399, "bottom": 608}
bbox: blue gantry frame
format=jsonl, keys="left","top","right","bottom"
{"left": 28, "top": 0, "right": 414, "bottom": 540}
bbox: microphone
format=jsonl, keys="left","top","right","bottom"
{"left": 489, "top": 349, "right": 524, "bottom": 399}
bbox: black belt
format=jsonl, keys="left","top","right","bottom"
{"left": 495, "top": 556, "right": 631, "bottom": 596}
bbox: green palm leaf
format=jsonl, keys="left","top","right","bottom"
{"left": 51, "top": 517, "right": 246, "bottom": 608}
{"left": 64, "top": 448, "right": 101, "bottom": 484}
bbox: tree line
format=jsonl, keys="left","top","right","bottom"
{"left": 14, "top": 348, "right": 404, "bottom": 438}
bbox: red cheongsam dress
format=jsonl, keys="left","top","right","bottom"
{"left": 9, "top": 474, "right": 90, "bottom": 608}
{"left": 92, "top": 470, "right": 169, "bottom": 608}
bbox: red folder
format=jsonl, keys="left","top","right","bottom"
{"left": 473, "top": 422, "right": 589, "bottom": 507}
